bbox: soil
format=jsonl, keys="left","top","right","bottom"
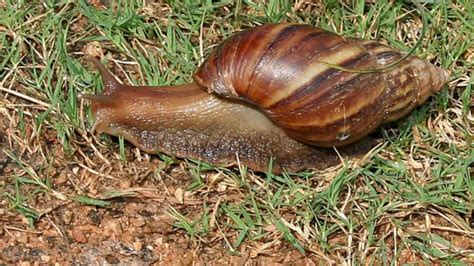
{"left": 0, "top": 108, "right": 325, "bottom": 264}
{"left": 0, "top": 200, "right": 323, "bottom": 265}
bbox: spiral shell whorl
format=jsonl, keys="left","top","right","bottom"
{"left": 194, "top": 23, "right": 449, "bottom": 147}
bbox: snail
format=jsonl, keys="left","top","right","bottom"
{"left": 81, "top": 23, "right": 449, "bottom": 173}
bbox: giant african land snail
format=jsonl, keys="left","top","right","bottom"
{"left": 81, "top": 23, "right": 450, "bottom": 173}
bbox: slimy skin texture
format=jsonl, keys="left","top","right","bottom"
{"left": 84, "top": 58, "right": 373, "bottom": 173}
{"left": 83, "top": 24, "right": 449, "bottom": 173}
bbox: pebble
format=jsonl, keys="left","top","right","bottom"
{"left": 54, "top": 172, "right": 67, "bottom": 185}
{"left": 119, "top": 179, "right": 131, "bottom": 189}
{"left": 121, "top": 231, "right": 134, "bottom": 244}
{"left": 181, "top": 252, "right": 194, "bottom": 266}
{"left": 217, "top": 183, "right": 227, "bottom": 192}
{"left": 41, "top": 255, "right": 51, "bottom": 262}
{"left": 62, "top": 210, "right": 74, "bottom": 225}
{"left": 103, "top": 218, "right": 123, "bottom": 236}
{"left": 130, "top": 217, "right": 146, "bottom": 227}
{"left": 72, "top": 228, "right": 87, "bottom": 243}
{"left": 133, "top": 241, "right": 143, "bottom": 252}
{"left": 82, "top": 41, "right": 103, "bottom": 58}
{"left": 153, "top": 214, "right": 175, "bottom": 234}
{"left": 16, "top": 231, "right": 28, "bottom": 244}
{"left": 174, "top": 188, "right": 185, "bottom": 204}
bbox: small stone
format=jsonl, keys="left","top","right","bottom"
{"left": 133, "top": 241, "right": 142, "bottom": 252}
{"left": 177, "top": 236, "right": 189, "bottom": 249}
{"left": 72, "top": 167, "right": 80, "bottom": 175}
{"left": 62, "top": 210, "right": 74, "bottom": 225}
{"left": 142, "top": 225, "right": 152, "bottom": 234}
{"left": 103, "top": 218, "right": 123, "bottom": 236}
{"left": 89, "top": 187, "right": 98, "bottom": 195}
{"left": 16, "top": 232, "right": 28, "bottom": 244}
{"left": 155, "top": 237, "right": 163, "bottom": 245}
{"left": 121, "top": 231, "right": 134, "bottom": 244}
{"left": 130, "top": 217, "right": 146, "bottom": 227}
{"left": 119, "top": 179, "right": 131, "bottom": 189}
{"left": 181, "top": 252, "right": 194, "bottom": 266}
{"left": 174, "top": 188, "right": 185, "bottom": 204}
{"left": 41, "top": 255, "right": 51, "bottom": 262}
{"left": 153, "top": 214, "right": 175, "bottom": 234}
{"left": 208, "top": 173, "right": 222, "bottom": 185}
{"left": 54, "top": 172, "right": 67, "bottom": 185}
{"left": 217, "top": 183, "right": 227, "bottom": 192}
{"left": 72, "top": 228, "right": 87, "bottom": 243}
{"left": 82, "top": 41, "right": 103, "bottom": 58}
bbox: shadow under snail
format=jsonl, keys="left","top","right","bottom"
{"left": 81, "top": 23, "right": 450, "bottom": 173}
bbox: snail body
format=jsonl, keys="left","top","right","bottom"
{"left": 83, "top": 23, "right": 449, "bottom": 173}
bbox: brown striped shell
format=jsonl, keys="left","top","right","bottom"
{"left": 194, "top": 23, "right": 449, "bottom": 147}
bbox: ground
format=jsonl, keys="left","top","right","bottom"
{"left": 0, "top": 0, "right": 473, "bottom": 264}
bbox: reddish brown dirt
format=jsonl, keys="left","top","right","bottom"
{"left": 0, "top": 113, "right": 327, "bottom": 264}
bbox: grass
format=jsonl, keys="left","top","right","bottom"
{"left": 0, "top": 0, "right": 473, "bottom": 264}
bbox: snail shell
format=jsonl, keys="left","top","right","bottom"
{"left": 194, "top": 23, "right": 449, "bottom": 147}
{"left": 83, "top": 23, "right": 449, "bottom": 173}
